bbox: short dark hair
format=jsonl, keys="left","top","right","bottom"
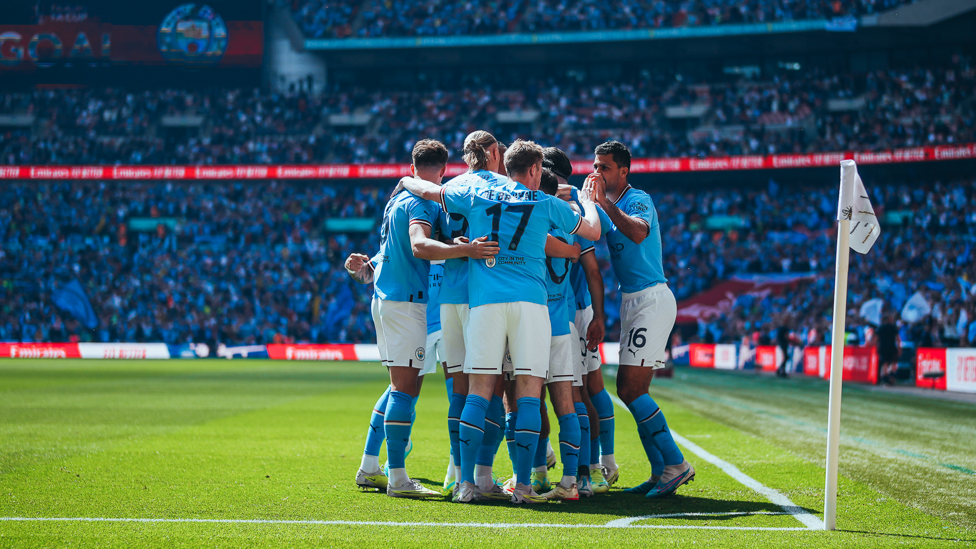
{"left": 542, "top": 147, "right": 572, "bottom": 181}
{"left": 504, "top": 139, "right": 544, "bottom": 176}
{"left": 539, "top": 168, "right": 558, "bottom": 196}
{"left": 412, "top": 139, "right": 449, "bottom": 168}
{"left": 594, "top": 140, "right": 631, "bottom": 169}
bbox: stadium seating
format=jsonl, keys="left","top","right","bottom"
{"left": 290, "top": 0, "right": 917, "bottom": 39}
{"left": 2, "top": 177, "right": 973, "bottom": 349}
{"left": 2, "top": 61, "right": 972, "bottom": 165}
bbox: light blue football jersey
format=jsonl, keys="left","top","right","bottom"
{"left": 569, "top": 237, "right": 595, "bottom": 311}
{"left": 566, "top": 186, "right": 595, "bottom": 310}
{"left": 438, "top": 170, "right": 506, "bottom": 305}
{"left": 427, "top": 261, "right": 444, "bottom": 334}
{"left": 597, "top": 185, "right": 667, "bottom": 294}
{"left": 546, "top": 229, "right": 576, "bottom": 337}
{"left": 440, "top": 179, "right": 583, "bottom": 308}
{"left": 373, "top": 190, "right": 439, "bottom": 303}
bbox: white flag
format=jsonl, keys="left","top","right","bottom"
{"left": 859, "top": 298, "right": 883, "bottom": 326}
{"left": 838, "top": 160, "right": 880, "bottom": 254}
{"left": 901, "top": 291, "right": 932, "bottom": 324}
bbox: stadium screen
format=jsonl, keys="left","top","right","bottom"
{"left": 0, "top": 0, "right": 262, "bottom": 72}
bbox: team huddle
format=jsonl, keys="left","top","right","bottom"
{"left": 344, "top": 132, "right": 694, "bottom": 503}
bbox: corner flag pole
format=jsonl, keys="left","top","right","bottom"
{"left": 824, "top": 160, "right": 854, "bottom": 531}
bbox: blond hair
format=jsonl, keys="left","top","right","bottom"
{"left": 462, "top": 130, "right": 497, "bottom": 171}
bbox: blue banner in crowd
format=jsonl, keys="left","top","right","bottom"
{"left": 52, "top": 280, "right": 98, "bottom": 329}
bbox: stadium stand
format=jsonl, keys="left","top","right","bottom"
{"left": 2, "top": 177, "right": 974, "bottom": 350}
{"left": 290, "top": 0, "right": 917, "bottom": 38}
{"left": 2, "top": 59, "right": 972, "bottom": 164}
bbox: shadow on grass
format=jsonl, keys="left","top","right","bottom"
{"left": 840, "top": 529, "right": 976, "bottom": 542}
{"left": 384, "top": 482, "right": 815, "bottom": 520}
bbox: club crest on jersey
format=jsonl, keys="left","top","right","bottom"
{"left": 485, "top": 257, "right": 496, "bottom": 268}
{"left": 416, "top": 347, "right": 425, "bottom": 361}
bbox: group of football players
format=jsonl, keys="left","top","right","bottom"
{"left": 344, "top": 131, "right": 694, "bottom": 503}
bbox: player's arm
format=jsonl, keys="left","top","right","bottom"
{"left": 344, "top": 253, "right": 374, "bottom": 284}
{"left": 579, "top": 250, "right": 606, "bottom": 350}
{"left": 545, "top": 235, "right": 581, "bottom": 262}
{"left": 409, "top": 223, "right": 499, "bottom": 260}
{"left": 399, "top": 176, "right": 443, "bottom": 203}
{"left": 586, "top": 173, "right": 649, "bottom": 244}
{"left": 573, "top": 179, "right": 603, "bottom": 242}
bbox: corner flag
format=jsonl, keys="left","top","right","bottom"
{"left": 824, "top": 159, "right": 880, "bottom": 530}
{"left": 838, "top": 160, "right": 880, "bottom": 254}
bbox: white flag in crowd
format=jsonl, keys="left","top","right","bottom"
{"left": 859, "top": 298, "right": 883, "bottom": 326}
{"left": 838, "top": 160, "right": 880, "bottom": 254}
{"left": 901, "top": 291, "right": 932, "bottom": 324}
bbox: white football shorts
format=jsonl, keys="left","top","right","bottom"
{"left": 547, "top": 322, "right": 583, "bottom": 386}
{"left": 618, "top": 284, "right": 676, "bottom": 369}
{"left": 440, "top": 303, "right": 470, "bottom": 374}
{"left": 464, "top": 302, "right": 550, "bottom": 379}
{"left": 423, "top": 329, "right": 444, "bottom": 376}
{"left": 574, "top": 305, "right": 603, "bottom": 373}
{"left": 371, "top": 298, "right": 427, "bottom": 370}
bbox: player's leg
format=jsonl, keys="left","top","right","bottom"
{"left": 617, "top": 286, "right": 694, "bottom": 498}
{"left": 588, "top": 370, "right": 618, "bottom": 482}
{"left": 508, "top": 302, "right": 551, "bottom": 504}
{"left": 442, "top": 303, "right": 468, "bottom": 486}
{"left": 578, "top": 377, "right": 608, "bottom": 494}
{"left": 356, "top": 298, "right": 391, "bottom": 489}
{"left": 474, "top": 375, "right": 506, "bottom": 492}
{"left": 378, "top": 299, "right": 439, "bottom": 498}
{"left": 578, "top": 304, "right": 617, "bottom": 481}
{"left": 540, "top": 331, "right": 580, "bottom": 500}
{"left": 572, "top": 386, "right": 593, "bottom": 496}
{"left": 532, "top": 388, "right": 552, "bottom": 493}
{"left": 455, "top": 303, "right": 506, "bottom": 502}
{"left": 502, "top": 373, "right": 517, "bottom": 485}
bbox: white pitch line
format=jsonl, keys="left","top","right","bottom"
{"left": 609, "top": 393, "right": 825, "bottom": 530}
{"left": 0, "top": 517, "right": 809, "bottom": 531}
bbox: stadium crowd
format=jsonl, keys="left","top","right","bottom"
{"left": 288, "top": 0, "right": 915, "bottom": 39}
{"left": 2, "top": 175, "right": 974, "bottom": 350}
{"left": 2, "top": 61, "right": 972, "bottom": 165}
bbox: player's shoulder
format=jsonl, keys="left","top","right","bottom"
{"left": 447, "top": 170, "right": 504, "bottom": 188}
{"left": 618, "top": 185, "right": 654, "bottom": 212}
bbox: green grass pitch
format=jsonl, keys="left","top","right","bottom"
{"left": 1, "top": 358, "right": 974, "bottom": 547}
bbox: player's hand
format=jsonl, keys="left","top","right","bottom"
{"left": 464, "top": 235, "right": 499, "bottom": 259}
{"left": 570, "top": 242, "right": 582, "bottom": 263}
{"left": 586, "top": 314, "right": 606, "bottom": 351}
{"left": 556, "top": 183, "right": 574, "bottom": 202}
{"left": 453, "top": 236, "right": 470, "bottom": 246}
{"left": 582, "top": 173, "right": 606, "bottom": 205}
{"left": 390, "top": 179, "right": 406, "bottom": 198}
{"left": 344, "top": 253, "right": 370, "bottom": 273}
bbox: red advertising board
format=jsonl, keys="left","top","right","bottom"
{"left": 821, "top": 346, "right": 878, "bottom": 385}
{"left": 0, "top": 342, "right": 81, "bottom": 358}
{"left": 754, "top": 346, "right": 779, "bottom": 371}
{"left": 803, "top": 346, "right": 820, "bottom": 377}
{"left": 916, "top": 348, "right": 948, "bottom": 390}
{"left": 265, "top": 344, "right": 357, "bottom": 361}
{"left": 0, "top": 144, "right": 973, "bottom": 181}
{"left": 689, "top": 344, "right": 715, "bottom": 368}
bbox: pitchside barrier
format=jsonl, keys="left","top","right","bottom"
{"left": 5, "top": 341, "right": 974, "bottom": 394}
{"left": 673, "top": 343, "right": 880, "bottom": 385}
{"left": 0, "top": 144, "right": 973, "bottom": 181}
